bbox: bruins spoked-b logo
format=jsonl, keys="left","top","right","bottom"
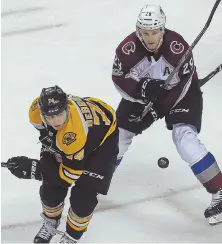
{"left": 63, "top": 132, "right": 76, "bottom": 145}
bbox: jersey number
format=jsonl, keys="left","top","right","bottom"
{"left": 182, "top": 57, "right": 194, "bottom": 75}
{"left": 86, "top": 102, "right": 111, "bottom": 126}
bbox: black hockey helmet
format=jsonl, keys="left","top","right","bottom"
{"left": 39, "top": 85, "right": 68, "bottom": 116}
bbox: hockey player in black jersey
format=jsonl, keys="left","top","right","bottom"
{"left": 6, "top": 85, "right": 119, "bottom": 243}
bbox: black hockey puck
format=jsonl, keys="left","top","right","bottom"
{"left": 157, "top": 157, "right": 169, "bottom": 168}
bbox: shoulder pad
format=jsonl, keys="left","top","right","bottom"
{"left": 29, "top": 97, "right": 44, "bottom": 129}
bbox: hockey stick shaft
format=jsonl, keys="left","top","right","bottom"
{"left": 199, "top": 64, "right": 222, "bottom": 87}
{"left": 164, "top": 0, "right": 221, "bottom": 88}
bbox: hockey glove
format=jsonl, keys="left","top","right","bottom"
{"left": 137, "top": 78, "right": 165, "bottom": 102}
{"left": 128, "top": 103, "right": 148, "bottom": 122}
{"left": 129, "top": 104, "right": 159, "bottom": 122}
{"left": 6, "top": 156, "right": 42, "bottom": 180}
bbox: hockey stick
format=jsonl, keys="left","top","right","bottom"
{"left": 137, "top": 63, "right": 222, "bottom": 122}
{"left": 1, "top": 65, "right": 221, "bottom": 168}
{"left": 2, "top": 65, "right": 221, "bottom": 171}
{"left": 199, "top": 64, "right": 222, "bottom": 87}
{"left": 157, "top": 63, "right": 222, "bottom": 169}
{"left": 140, "top": 0, "right": 221, "bottom": 120}
{"left": 164, "top": 0, "right": 221, "bottom": 88}
{"left": 2, "top": 64, "right": 221, "bottom": 166}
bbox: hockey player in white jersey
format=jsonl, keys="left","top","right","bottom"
{"left": 112, "top": 5, "right": 222, "bottom": 225}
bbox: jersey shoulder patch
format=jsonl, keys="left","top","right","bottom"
{"left": 117, "top": 32, "right": 137, "bottom": 56}
{"left": 164, "top": 29, "right": 188, "bottom": 55}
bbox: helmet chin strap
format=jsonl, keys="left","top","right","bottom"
{"left": 136, "top": 28, "right": 164, "bottom": 53}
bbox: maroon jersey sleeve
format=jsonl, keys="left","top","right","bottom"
{"left": 112, "top": 32, "right": 145, "bottom": 104}
{"left": 163, "top": 29, "right": 198, "bottom": 87}
{"left": 157, "top": 29, "right": 199, "bottom": 116}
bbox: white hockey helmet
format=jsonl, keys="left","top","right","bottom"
{"left": 136, "top": 5, "right": 166, "bottom": 30}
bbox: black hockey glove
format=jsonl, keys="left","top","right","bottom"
{"left": 129, "top": 104, "right": 159, "bottom": 122}
{"left": 39, "top": 129, "right": 53, "bottom": 150}
{"left": 137, "top": 78, "right": 165, "bottom": 102}
{"left": 128, "top": 103, "right": 148, "bottom": 122}
{"left": 6, "top": 156, "right": 42, "bottom": 180}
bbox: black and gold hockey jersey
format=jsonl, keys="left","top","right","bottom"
{"left": 29, "top": 94, "right": 117, "bottom": 185}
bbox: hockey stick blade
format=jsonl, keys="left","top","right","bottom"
{"left": 1, "top": 162, "right": 8, "bottom": 167}
{"left": 199, "top": 64, "right": 222, "bottom": 87}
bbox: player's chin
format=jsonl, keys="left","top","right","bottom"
{"left": 147, "top": 43, "right": 158, "bottom": 50}
{"left": 52, "top": 125, "right": 62, "bottom": 130}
